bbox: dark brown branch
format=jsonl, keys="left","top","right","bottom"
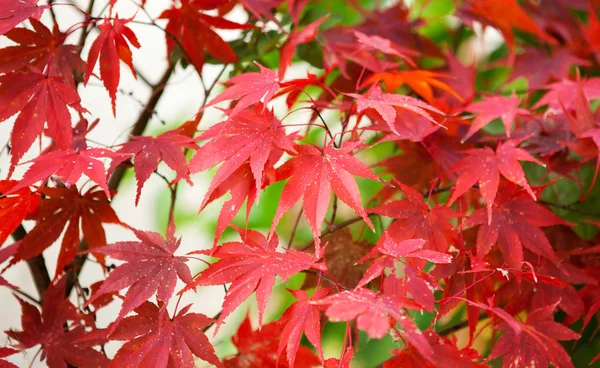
{"left": 11, "top": 225, "right": 51, "bottom": 298}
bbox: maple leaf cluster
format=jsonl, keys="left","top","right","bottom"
{"left": 2, "top": 0, "right": 600, "bottom": 367}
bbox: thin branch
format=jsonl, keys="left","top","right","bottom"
{"left": 10, "top": 225, "right": 51, "bottom": 298}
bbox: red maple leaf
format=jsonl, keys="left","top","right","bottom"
{"left": 9, "top": 147, "right": 120, "bottom": 198}
{"left": 224, "top": 314, "right": 321, "bottom": 368}
{"left": 0, "top": 243, "right": 18, "bottom": 288}
{"left": 0, "top": 347, "right": 18, "bottom": 368}
{"left": 15, "top": 186, "right": 120, "bottom": 277}
{"left": 5, "top": 277, "right": 108, "bottom": 368}
{"left": 356, "top": 235, "right": 452, "bottom": 292}
{"left": 83, "top": 220, "right": 192, "bottom": 328}
{"left": 160, "top": 0, "right": 255, "bottom": 73}
{"left": 464, "top": 184, "right": 569, "bottom": 268}
{"left": 382, "top": 330, "right": 487, "bottom": 368}
{"left": 489, "top": 303, "right": 580, "bottom": 368}
{"left": 0, "top": 180, "right": 40, "bottom": 245}
{"left": 0, "top": 70, "right": 87, "bottom": 164}
{"left": 84, "top": 15, "right": 140, "bottom": 115}
{"left": 270, "top": 140, "right": 381, "bottom": 250}
{"left": 372, "top": 180, "right": 458, "bottom": 253}
{"left": 534, "top": 77, "right": 600, "bottom": 111}
{"left": 279, "top": 15, "right": 328, "bottom": 77}
{"left": 191, "top": 104, "right": 294, "bottom": 202}
{"left": 202, "top": 64, "right": 281, "bottom": 118}
{"left": 190, "top": 105, "right": 294, "bottom": 242}
{"left": 277, "top": 288, "right": 330, "bottom": 367}
{"left": 0, "top": 0, "right": 47, "bottom": 35}
{"left": 104, "top": 301, "right": 222, "bottom": 368}
{"left": 347, "top": 85, "right": 444, "bottom": 136}
{"left": 462, "top": 94, "right": 530, "bottom": 141}
{"left": 109, "top": 128, "right": 198, "bottom": 205}
{"left": 311, "top": 288, "right": 434, "bottom": 361}
{"left": 0, "top": 19, "right": 85, "bottom": 84}
{"left": 184, "top": 228, "right": 325, "bottom": 327}
{"left": 447, "top": 139, "right": 543, "bottom": 222}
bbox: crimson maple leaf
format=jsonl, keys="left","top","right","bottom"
{"left": 279, "top": 15, "right": 328, "bottom": 77}
{"left": 160, "top": 0, "right": 255, "bottom": 73}
{"left": 109, "top": 128, "right": 198, "bottom": 205}
{"left": 0, "top": 19, "right": 85, "bottom": 84}
{"left": 224, "top": 315, "right": 321, "bottom": 368}
{"left": 372, "top": 180, "right": 458, "bottom": 253}
{"left": 356, "top": 235, "right": 452, "bottom": 292}
{"left": 84, "top": 15, "right": 140, "bottom": 115}
{"left": 184, "top": 228, "right": 325, "bottom": 327}
{"left": 191, "top": 104, "right": 294, "bottom": 200}
{"left": 447, "top": 139, "right": 543, "bottom": 222}
{"left": 15, "top": 186, "right": 120, "bottom": 277}
{"left": 270, "top": 140, "right": 381, "bottom": 250}
{"left": 6, "top": 277, "right": 108, "bottom": 368}
{"left": 190, "top": 105, "right": 294, "bottom": 242}
{"left": 462, "top": 94, "right": 530, "bottom": 141}
{"left": 347, "top": 85, "right": 444, "bottom": 136}
{"left": 202, "top": 63, "right": 281, "bottom": 118}
{"left": 489, "top": 303, "right": 580, "bottom": 368}
{"left": 0, "top": 180, "right": 40, "bottom": 245}
{"left": 0, "top": 243, "right": 18, "bottom": 288}
{"left": 534, "top": 77, "right": 600, "bottom": 111}
{"left": 83, "top": 220, "right": 193, "bottom": 328}
{"left": 104, "top": 301, "right": 222, "bottom": 368}
{"left": 464, "top": 183, "right": 569, "bottom": 268}
{"left": 0, "top": 70, "right": 87, "bottom": 164}
{"left": 9, "top": 147, "right": 119, "bottom": 198}
{"left": 278, "top": 288, "right": 330, "bottom": 367}
{"left": 0, "top": 0, "right": 47, "bottom": 35}
{"left": 311, "top": 288, "right": 434, "bottom": 361}
{"left": 382, "top": 330, "right": 487, "bottom": 368}
{"left": 0, "top": 347, "right": 17, "bottom": 368}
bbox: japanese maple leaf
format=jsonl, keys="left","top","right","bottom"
{"left": 104, "top": 301, "right": 222, "bottom": 368}
{"left": 372, "top": 180, "right": 458, "bottom": 253}
{"left": 509, "top": 47, "right": 588, "bottom": 91}
{"left": 203, "top": 64, "right": 280, "bottom": 118}
{"left": 83, "top": 220, "right": 193, "bottom": 329}
{"left": 365, "top": 70, "right": 462, "bottom": 104}
{"left": 366, "top": 107, "right": 440, "bottom": 143}
{"left": 489, "top": 303, "right": 579, "bottom": 368}
{"left": 0, "top": 19, "right": 85, "bottom": 84}
{"left": 352, "top": 30, "right": 417, "bottom": 62}
{"left": 382, "top": 330, "right": 487, "bottom": 368}
{"left": 464, "top": 184, "right": 569, "bottom": 268}
{"left": 270, "top": 140, "right": 381, "bottom": 250}
{"left": 347, "top": 85, "right": 444, "bottom": 136}
{"left": 191, "top": 104, "right": 295, "bottom": 203}
{"left": 0, "top": 347, "right": 17, "bottom": 368}
{"left": 534, "top": 77, "right": 600, "bottom": 111}
{"left": 279, "top": 15, "right": 328, "bottom": 77}
{"left": 84, "top": 15, "right": 140, "bottom": 115}
{"left": 311, "top": 288, "right": 434, "bottom": 361}
{"left": 462, "top": 94, "right": 530, "bottom": 141}
{"left": 278, "top": 288, "right": 330, "bottom": 367}
{"left": 0, "top": 243, "right": 18, "bottom": 288}
{"left": 447, "top": 139, "right": 543, "bottom": 222}
{"left": 160, "top": 0, "right": 255, "bottom": 73}
{"left": 0, "top": 180, "right": 40, "bottom": 245}
{"left": 323, "top": 347, "right": 354, "bottom": 368}
{"left": 184, "top": 228, "right": 325, "bottom": 327}
{"left": 109, "top": 128, "right": 198, "bottom": 205}
{"left": 458, "top": 0, "right": 555, "bottom": 59}
{"left": 6, "top": 277, "right": 108, "bottom": 368}
{"left": 15, "top": 187, "right": 120, "bottom": 277}
{"left": 0, "top": 70, "right": 87, "bottom": 164}
{"left": 224, "top": 315, "right": 321, "bottom": 368}
{"left": 0, "top": 0, "right": 46, "bottom": 35}
{"left": 356, "top": 235, "right": 452, "bottom": 290}
{"left": 9, "top": 147, "right": 119, "bottom": 198}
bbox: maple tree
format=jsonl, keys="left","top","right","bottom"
{"left": 3, "top": 0, "right": 600, "bottom": 367}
